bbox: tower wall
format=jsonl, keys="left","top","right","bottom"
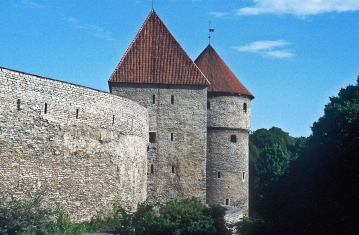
{"left": 206, "top": 94, "right": 251, "bottom": 215}
{"left": 0, "top": 67, "right": 148, "bottom": 221}
{"left": 110, "top": 83, "right": 207, "bottom": 204}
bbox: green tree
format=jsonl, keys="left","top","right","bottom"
{"left": 260, "top": 77, "right": 359, "bottom": 234}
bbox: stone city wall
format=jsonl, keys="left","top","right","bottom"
{"left": 207, "top": 94, "right": 251, "bottom": 130}
{"left": 206, "top": 94, "right": 250, "bottom": 215}
{"left": 0, "top": 67, "right": 148, "bottom": 221}
{"left": 206, "top": 129, "right": 249, "bottom": 215}
{"left": 110, "top": 84, "right": 207, "bottom": 204}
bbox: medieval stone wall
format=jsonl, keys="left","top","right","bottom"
{"left": 110, "top": 84, "right": 207, "bottom": 204}
{"left": 207, "top": 94, "right": 251, "bottom": 130}
{"left": 0, "top": 67, "right": 148, "bottom": 221}
{"left": 206, "top": 129, "right": 249, "bottom": 214}
{"left": 206, "top": 94, "right": 250, "bottom": 215}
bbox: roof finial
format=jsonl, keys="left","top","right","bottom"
{"left": 208, "top": 21, "right": 214, "bottom": 44}
{"left": 152, "top": 0, "right": 154, "bottom": 10}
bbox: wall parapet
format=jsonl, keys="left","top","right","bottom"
{"left": 0, "top": 66, "right": 149, "bottom": 221}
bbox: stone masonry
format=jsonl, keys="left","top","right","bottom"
{"left": 0, "top": 67, "right": 148, "bottom": 221}
{"left": 206, "top": 95, "right": 251, "bottom": 215}
{"left": 0, "top": 10, "right": 254, "bottom": 222}
{"left": 110, "top": 84, "right": 207, "bottom": 203}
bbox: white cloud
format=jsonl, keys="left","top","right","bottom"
{"left": 236, "top": 0, "right": 359, "bottom": 16}
{"left": 234, "top": 40, "right": 293, "bottom": 58}
{"left": 209, "top": 12, "right": 230, "bottom": 18}
{"left": 16, "top": 0, "right": 43, "bottom": 9}
{"left": 66, "top": 17, "right": 114, "bottom": 41}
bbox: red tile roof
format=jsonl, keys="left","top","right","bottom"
{"left": 195, "top": 45, "right": 254, "bottom": 98}
{"left": 109, "top": 10, "right": 210, "bottom": 86}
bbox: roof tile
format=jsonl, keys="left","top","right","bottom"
{"left": 195, "top": 44, "right": 253, "bottom": 98}
{"left": 109, "top": 10, "right": 209, "bottom": 86}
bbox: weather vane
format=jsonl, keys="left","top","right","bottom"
{"left": 208, "top": 21, "right": 214, "bottom": 44}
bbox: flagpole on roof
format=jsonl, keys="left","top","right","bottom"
{"left": 208, "top": 21, "right": 214, "bottom": 45}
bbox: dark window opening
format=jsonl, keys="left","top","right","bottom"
{"left": 152, "top": 95, "right": 155, "bottom": 104}
{"left": 112, "top": 115, "right": 115, "bottom": 125}
{"left": 218, "top": 172, "right": 221, "bottom": 178}
{"left": 207, "top": 101, "right": 210, "bottom": 109}
{"left": 172, "top": 165, "right": 175, "bottom": 174}
{"left": 17, "top": 99, "right": 21, "bottom": 110}
{"left": 231, "top": 135, "right": 237, "bottom": 143}
{"left": 171, "top": 95, "right": 174, "bottom": 104}
{"left": 149, "top": 132, "right": 156, "bottom": 143}
{"left": 44, "top": 103, "right": 48, "bottom": 114}
{"left": 171, "top": 133, "right": 174, "bottom": 141}
{"left": 151, "top": 164, "right": 154, "bottom": 174}
{"left": 243, "top": 103, "right": 247, "bottom": 113}
{"left": 225, "top": 199, "right": 229, "bottom": 206}
{"left": 242, "top": 172, "right": 245, "bottom": 181}
{"left": 76, "top": 109, "right": 79, "bottom": 119}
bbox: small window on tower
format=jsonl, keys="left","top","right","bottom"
{"left": 152, "top": 95, "right": 156, "bottom": 104}
{"left": 171, "top": 133, "right": 174, "bottom": 141}
{"left": 172, "top": 165, "right": 175, "bottom": 174}
{"left": 243, "top": 103, "right": 247, "bottom": 113}
{"left": 225, "top": 199, "right": 230, "bottom": 206}
{"left": 231, "top": 135, "right": 237, "bottom": 143}
{"left": 76, "top": 109, "right": 79, "bottom": 119}
{"left": 151, "top": 164, "right": 154, "bottom": 174}
{"left": 218, "top": 172, "right": 221, "bottom": 178}
{"left": 207, "top": 101, "right": 210, "bottom": 109}
{"left": 44, "top": 103, "right": 48, "bottom": 114}
{"left": 149, "top": 132, "right": 156, "bottom": 143}
{"left": 242, "top": 171, "right": 245, "bottom": 181}
{"left": 17, "top": 99, "right": 21, "bottom": 110}
{"left": 171, "top": 95, "right": 174, "bottom": 104}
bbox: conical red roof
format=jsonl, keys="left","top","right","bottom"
{"left": 195, "top": 44, "right": 253, "bottom": 98}
{"left": 109, "top": 10, "right": 209, "bottom": 86}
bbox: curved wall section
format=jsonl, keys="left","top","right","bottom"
{"left": 206, "top": 129, "right": 249, "bottom": 214}
{"left": 207, "top": 95, "right": 251, "bottom": 130}
{"left": 0, "top": 67, "right": 148, "bottom": 221}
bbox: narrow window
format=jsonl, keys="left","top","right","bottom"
{"left": 172, "top": 165, "right": 175, "bottom": 174}
{"left": 17, "top": 99, "right": 21, "bottom": 110}
{"left": 152, "top": 95, "right": 155, "bottom": 104}
{"left": 171, "top": 133, "right": 174, "bottom": 141}
{"left": 225, "top": 199, "right": 229, "bottom": 206}
{"left": 76, "top": 109, "right": 79, "bottom": 119}
{"left": 231, "top": 135, "right": 237, "bottom": 143}
{"left": 242, "top": 171, "right": 245, "bottom": 181}
{"left": 207, "top": 100, "right": 210, "bottom": 109}
{"left": 44, "top": 103, "right": 48, "bottom": 114}
{"left": 149, "top": 132, "right": 156, "bottom": 143}
{"left": 151, "top": 164, "right": 154, "bottom": 174}
{"left": 171, "top": 95, "right": 174, "bottom": 104}
{"left": 112, "top": 115, "right": 115, "bottom": 125}
{"left": 218, "top": 172, "right": 221, "bottom": 178}
{"left": 243, "top": 103, "right": 247, "bottom": 113}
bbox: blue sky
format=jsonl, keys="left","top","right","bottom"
{"left": 1, "top": 0, "right": 359, "bottom": 137}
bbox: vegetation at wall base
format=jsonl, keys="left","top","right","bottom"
{"left": 0, "top": 197, "right": 233, "bottom": 235}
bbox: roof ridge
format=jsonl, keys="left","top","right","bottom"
{"left": 109, "top": 10, "right": 155, "bottom": 81}
{"left": 195, "top": 44, "right": 254, "bottom": 98}
{"left": 109, "top": 10, "right": 210, "bottom": 86}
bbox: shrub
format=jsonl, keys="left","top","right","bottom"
{"left": 0, "top": 197, "right": 54, "bottom": 235}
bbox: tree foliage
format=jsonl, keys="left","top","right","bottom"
{"left": 248, "top": 77, "right": 359, "bottom": 234}
{"left": 0, "top": 197, "right": 54, "bottom": 235}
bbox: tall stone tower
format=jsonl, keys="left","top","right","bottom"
{"left": 108, "top": 10, "right": 210, "bottom": 204}
{"left": 195, "top": 45, "right": 254, "bottom": 215}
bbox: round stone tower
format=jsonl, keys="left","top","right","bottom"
{"left": 195, "top": 45, "right": 254, "bottom": 215}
